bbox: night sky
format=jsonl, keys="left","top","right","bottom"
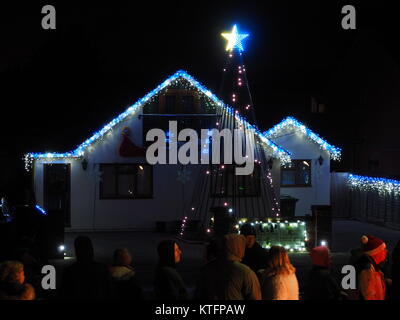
{"left": 1, "top": 1, "right": 399, "bottom": 200}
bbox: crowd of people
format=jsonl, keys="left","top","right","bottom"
{"left": 0, "top": 223, "right": 400, "bottom": 301}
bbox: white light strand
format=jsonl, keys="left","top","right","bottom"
{"left": 348, "top": 173, "right": 400, "bottom": 196}
{"left": 25, "top": 70, "right": 291, "bottom": 171}
{"left": 264, "top": 117, "right": 341, "bottom": 161}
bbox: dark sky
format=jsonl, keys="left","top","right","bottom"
{"left": 1, "top": 1, "right": 399, "bottom": 182}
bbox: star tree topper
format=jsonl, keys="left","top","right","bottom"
{"left": 221, "top": 24, "right": 249, "bottom": 52}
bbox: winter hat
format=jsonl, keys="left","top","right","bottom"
{"left": 310, "top": 246, "right": 331, "bottom": 267}
{"left": 240, "top": 223, "right": 256, "bottom": 236}
{"left": 361, "top": 235, "right": 386, "bottom": 256}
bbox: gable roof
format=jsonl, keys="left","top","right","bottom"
{"left": 25, "top": 70, "right": 291, "bottom": 169}
{"left": 263, "top": 116, "right": 341, "bottom": 160}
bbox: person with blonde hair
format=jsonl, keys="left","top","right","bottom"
{"left": 259, "top": 246, "right": 299, "bottom": 300}
{"left": 0, "top": 261, "right": 35, "bottom": 300}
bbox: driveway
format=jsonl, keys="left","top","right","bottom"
{"left": 50, "top": 219, "right": 400, "bottom": 298}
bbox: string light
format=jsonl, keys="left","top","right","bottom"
{"left": 24, "top": 70, "right": 292, "bottom": 171}
{"left": 238, "top": 218, "right": 308, "bottom": 251}
{"left": 264, "top": 116, "right": 341, "bottom": 161}
{"left": 348, "top": 173, "right": 400, "bottom": 196}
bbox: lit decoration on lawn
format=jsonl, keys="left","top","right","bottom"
{"left": 348, "top": 174, "right": 400, "bottom": 196}
{"left": 221, "top": 24, "right": 249, "bottom": 52}
{"left": 264, "top": 117, "right": 341, "bottom": 161}
{"left": 24, "top": 70, "right": 291, "bottom": 171}
{"left": 238, "top": 218, "right": 308, "bottom": 252}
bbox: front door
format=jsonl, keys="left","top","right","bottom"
{"left": 44, "top": 164, "right": 71, "bottom": 227}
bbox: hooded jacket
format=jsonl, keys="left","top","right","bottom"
{"left": 196, "top": 234, "right": 261, "bottom": 300}
{"left": 154, "top": 240, "right": 188, "bottom": 300}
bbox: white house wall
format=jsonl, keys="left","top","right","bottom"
{"left": 33, "top": 108, "right": 283, "bottom": 230}
{"left": 273, "top": 133, "right": 331, "bottom": 216}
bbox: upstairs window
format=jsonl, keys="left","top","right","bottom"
{"left": 281, "top": 160, "right": 311, "bottom": 187}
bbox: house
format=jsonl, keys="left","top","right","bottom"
{"left": 264, "top": 117, "right": 341, "bottom": 216}
{"left": 25, "top": 70, "right": 290, "bottom": 231}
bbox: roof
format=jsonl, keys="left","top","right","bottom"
{"left": 25, "top": 70, "right": 291, "bottom": 169}
{"left": 263, "top": 116, "right": 341, "bottom": 160}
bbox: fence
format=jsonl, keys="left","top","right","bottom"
{"left": 331, "top": 172, "right": 400, "bottom": 230}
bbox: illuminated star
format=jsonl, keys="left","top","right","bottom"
{"left": 221, "top": 24, "right": 249, "bottom": 52}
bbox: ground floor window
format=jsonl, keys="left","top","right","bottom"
{"left": 99, "top": 164, "right": 153, "bottom": 199}
{"left": 210, "top": 164, "right": 261, "bottom": 197}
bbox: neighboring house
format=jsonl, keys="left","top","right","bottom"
{"left": 25, "top": 70, "right": 290, "bottom": 231}
{"left": 264, "top": 117, "right": 341, "bottom": 216}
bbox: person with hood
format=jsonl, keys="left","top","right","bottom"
{"left": 0, "top": 261, "right": 35, "bottom": 300}
{"left": 353, "top": 235, "right": 389, "bottom": 300}
{"left": 196, "top": 234, "right": 261, "bottom": 300}
{"left": 259, "top": 246, "right": 299, "bottom": 300}
{"left": 110, "top": 248, "right": 143, "bottom": 300}
{"left": 154, "top": 240, "right": 188, "bottom": 300}
{"left": 240, "top": 223, "right": 269, "bottom": 273}
{"left": 60, "top": 236, "right": 114, "bottom": 299}
{"left": 306, "top": 246, "right": 344, "bottom": 300}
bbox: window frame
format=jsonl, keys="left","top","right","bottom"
{"left": 210, "top": 164, "right": 261, "bottom": 198}
{"left": 281, "top": 159, "right": 312, "bottom": 188}
{"left": 99, "top": 163, "right": 153, "bottom": 200}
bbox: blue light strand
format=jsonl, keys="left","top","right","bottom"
{"left": 348, "top": 174, "right": 400, "bottom": 196}
{"left": 263, "top": 116, "right": 341, "bottom": 161}
{"left": 35, "top": 204, "right": 47, "bottom": 215}
{"left": 25, "top": 70, "right": 291, "bottom": 169}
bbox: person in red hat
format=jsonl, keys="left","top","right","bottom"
{"left": 306, "top": 246, "right": 346, "bottom": 300}
{"left": 355, "top": 235, "right": 389, "bottom": 300}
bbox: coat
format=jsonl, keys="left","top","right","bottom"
{"left": 353, "top": 254, "right": 386, "bottom": 300}
{"left": 154, "top": 240, "right": 188, "bottom": 300}
{"left": 358, "top": 265, "right": 386, "bottom": 300}
{"left": 110, "top": 265, "right": 143, "bottom": 300}
{"left": 196, "top": 234, "right": 261, "bottom": 300}
{"left": 306, "top": 266, "right": 342, "bottom": 300}
{"left": 60, "top": 261, "right": 114, "bottom": 300}
{"left": 260, "top": 271, "right": 299, "bottom": 300}
{"left": 154, "top": 266, "right": 188, "bottom": 300}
